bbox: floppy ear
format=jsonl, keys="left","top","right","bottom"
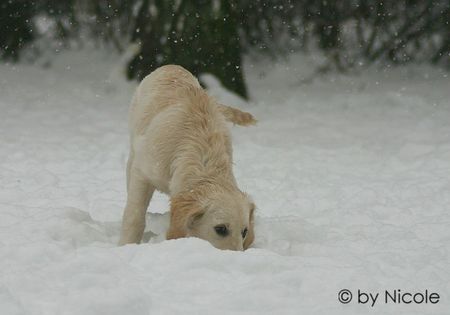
{"left": 244, "top": 203, "right": 255, "bottom": 250}
{"left": 166, "top": 193, "right": 204, "bottom": 240}
{"left": 186, "top": 210, "right": 204, "bottom": 230}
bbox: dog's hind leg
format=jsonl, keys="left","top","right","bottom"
{"left": 119, "top": 164, "right": 155, "bottom": 245}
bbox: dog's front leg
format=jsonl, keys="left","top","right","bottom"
{"left": 119, "top": 169, "right": 154, "bottom": 245}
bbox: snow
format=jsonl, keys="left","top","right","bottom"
{"left": 1, "top": 50, "right": 449, "bottom": 315}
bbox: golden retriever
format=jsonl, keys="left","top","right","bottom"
{"left": 119, "top": 65, "right": 256, "bottom": 250}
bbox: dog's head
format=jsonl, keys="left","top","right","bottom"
{"left": 167, "top": 188, "right": 255, "bottom": 251}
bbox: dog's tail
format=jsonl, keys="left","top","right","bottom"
{"left": 217, "top": 104, "right": 257, "bottom": 126}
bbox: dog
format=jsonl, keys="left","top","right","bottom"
{"left": 118, "top": 65, "right": 256, "bottom": 251}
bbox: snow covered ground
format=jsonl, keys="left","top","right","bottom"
{"left": 1, "top": 49, "right": 449, "bottom": 315}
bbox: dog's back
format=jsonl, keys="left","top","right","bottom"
{"left": 130, "top": 65, "right": 256, "bottom": 136}
{"left": 130, "top": 65, "right": 201, "bottom": 136}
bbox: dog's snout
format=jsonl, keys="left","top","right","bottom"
{"left": 234, "top": 238, "right": 244, "bottom": 251}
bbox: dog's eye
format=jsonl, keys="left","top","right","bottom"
{"left": 241, "top": 227, "right": 248, "bottom": 239}
{"left": 214, "top": 225, "right": 228, "bottom": 237}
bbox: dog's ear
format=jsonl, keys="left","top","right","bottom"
{"left": 167, "top": 192, "right": 204, "bottom": 240}
{"left": 244, "top": 203, "right": 255, "bottom": 250}
{"left": 187, "top": 209, "right": 205, "bottom": 229}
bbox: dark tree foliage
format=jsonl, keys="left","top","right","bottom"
{"left": 1, "top": 0, "right": 449, "bottom": 98}
{"left": 0, "top": 0, "right": 35, "bottom": 60}
{"left": 128, "top": 0, "right": 247, "bottom": 98}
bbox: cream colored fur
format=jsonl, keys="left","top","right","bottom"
{"left": 119, "top": 65, "right": 256, "bottom": 251}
